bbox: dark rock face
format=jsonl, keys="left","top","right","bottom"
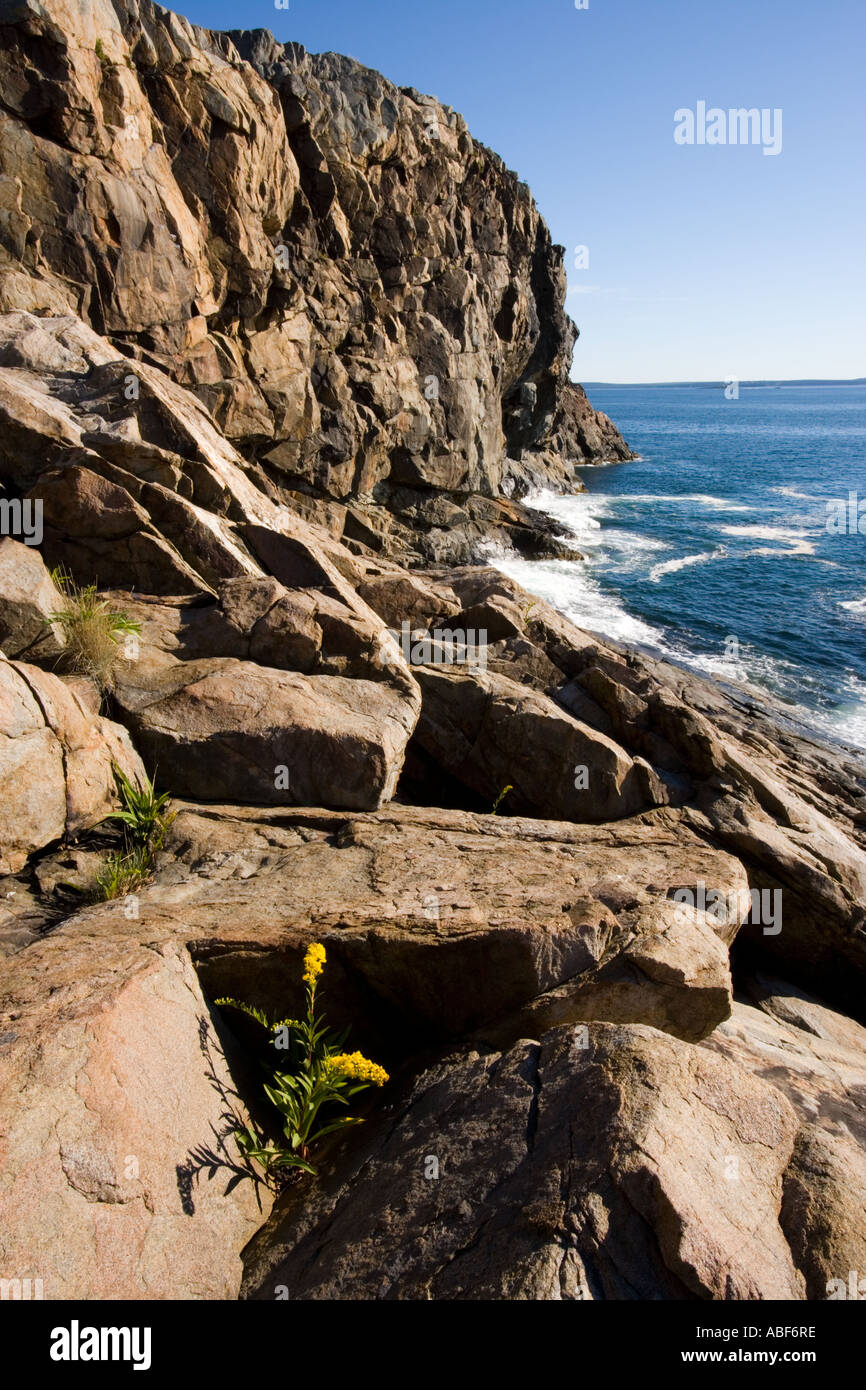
{"left": 0, "top": 0, "right": 631, "bottom": 564}
{"left": 241, "top": 1023, "right": 804, "bottom": 1301}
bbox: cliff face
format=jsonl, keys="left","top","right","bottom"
{"left": 0, "top": 0, "right": 630, "bottom": 562}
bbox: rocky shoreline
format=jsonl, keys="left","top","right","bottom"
{"left": 1, "top": 0, "right": 865, "bottom": 1303}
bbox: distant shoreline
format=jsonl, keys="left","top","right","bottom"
{"left": 583, "top": 378, "right": 866, "bottom": 389}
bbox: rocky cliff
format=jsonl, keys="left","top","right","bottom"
{"left": 1, "top": 0, "right": 865, "bottom": 1305}
{"left": 0, "top": 0, "right": 630, "bottom": 564}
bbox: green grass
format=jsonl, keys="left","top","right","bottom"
{"left": 90, "top": 766, "right": 175, "bottom": 903}
{"left": 101, "top": 766, "right": 175, "bottom": 855}
{"left": 93, "top": 846, "right": 150, "bottom": 901}
{"left": 47, "top": 568, "right": 140, "bottom": 691}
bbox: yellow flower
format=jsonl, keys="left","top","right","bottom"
{"left": 324, "top": 1051, "right": 389, "bottom": 1086}
{"left": 302, "top": 942, "right": 326, "bottom": 987}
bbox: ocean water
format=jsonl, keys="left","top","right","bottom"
{"left": 494, "top": 384, "right": 866, "bottom": 752}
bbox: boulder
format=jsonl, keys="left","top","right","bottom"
{"left": 356, "top": 568, "right": 461, "bottom": 628}
{"left": 105, "top": 577, "right": 410, "bottom": 684}
{"left": 0, "top": 936, "right": 269, "bottom": 1299}
{"left": 701, "top": 784, "right": 866, "bottom": 1018}
{"left": 0, "top": 656, "right": 144, "bottom": 873}
{"left": 782, "top": 1126, "right": 866, "bottom": 1301}
{"left": 481, "top": 896, "right": 738, "bottom": 1046}
{"left": 0, "top": 538, "right": 66, "bottom": 661}
{"left": 111, "top": 655, "right": 419, "bottom": 811}
{"left": 702, "top": 983, "right": 866, "bottom": 1300}
{"left": 412, "top": 664, "right": 666, "bottom": 822}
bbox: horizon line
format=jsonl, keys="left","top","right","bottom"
{"left": 580, "top": 377, "right": 866, "bottom": 388}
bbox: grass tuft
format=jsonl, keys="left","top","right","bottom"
{"left": 94, "top": 846, "right": 150, "bottom": 901}
{"left": 47, "top": 568, "right": 140, "bottom": 691}
{"left": 90, "top": 766, "right": 175, "bottom": 903}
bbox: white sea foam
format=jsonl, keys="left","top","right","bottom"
{"left": 521, "top": 489, "right": 754, "bottom": 542}
{"left": 499, "top": 492, "right": 866, "bottom": 752}
{"left": 721, "top": 524, "right": 806, "bottom": 540}
{"left": 719, "top": 525, "right": 817, "bottom": 557}
{"left": 771, "top": 486, "right": 824, "bottom": 501}
{"left": 520, "top": 488, "right": 607, "bottom": 540}
{"left": 494, "top": 550, "right": 866, "bottom": 751}
{"left": 518, "top": 490, "right": 670, "bottom": 570}
{"left": 649, "top": 549, "right": 727, "bottom": 583}
{"left": 601, "top": 531, "right": 669, "bottom": 552}
{"left": 622, "top": 493, "right": 754, "bottom": 512}
{"left": 802, "top": 673, "right": 866, "bottom": 751}
{"left": 492, "top": 554, "right": 671, "bottom": 651}
{"left": 693, "top": 649, "right": 866, "bottom": 750}
{"left": 690, "top": 651, "right": 752, "bottom": 683}
{"left": 476, "top": 536, "right": 517, "bottom": 562}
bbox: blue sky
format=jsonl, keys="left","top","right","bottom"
{"left": 174, "top": 0, "right": 865, "bottom": 382}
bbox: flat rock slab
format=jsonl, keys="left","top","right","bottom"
{"left": 155, "top": 801, "right": 748, "bottom": 1043}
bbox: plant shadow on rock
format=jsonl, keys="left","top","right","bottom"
{"left": 176, "top": 1014, "right": 271, "bottom": 1215}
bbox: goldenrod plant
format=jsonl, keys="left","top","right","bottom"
{"left": 217, "top": 943, "right": 388, "bottom": 1183}
{"left": 491, "top": 783, "right": 514, "bottom": 815}
{"left": 47, "top": 567, "right": 140, "bottom": 691}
